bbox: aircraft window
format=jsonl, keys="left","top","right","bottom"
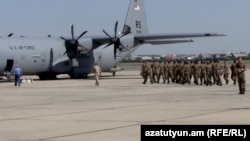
{"left": 34, "top": 60, "right": 37, "bottom": 63}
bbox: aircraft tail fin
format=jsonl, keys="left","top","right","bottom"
{"left": 122, "top": 0, "right": 149, "bottom": 35}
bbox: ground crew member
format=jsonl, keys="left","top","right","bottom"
{"left": 230, "top": 59, "right": 237, "bottom": 85}
{"left": 93, "top": 63, "right": 102, "bottom": 86}
{"left": 235, "top": 57, "right": 247, "bottom": 94}
{"left": 223, "top": 60, "right": 229, "bottom": 85}
{"left": 13, "top": 65, "right": 22, "bottom": 87}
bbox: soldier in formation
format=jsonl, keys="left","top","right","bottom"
{"left": 141, "top": 60, "right": 153, "bottom": 84}
{"left": 140, "top": 59, "right": 246, "bottom": 92}
{"left": 235, "top": 57, "right": 247, "bottom": 94}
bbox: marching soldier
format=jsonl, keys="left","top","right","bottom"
{"left": 163, "top": 62, "right": 168, "bottom": 84}
{"left": 179, "top": 60, "right": 185, "bottom": 84}
{"left": 193, "top": 60, "right": 200, "bottom": 85}
{"left": 230, "top": 59, "right": 237, "bottom": 85}
{"left": 206, "top": 61, "right": 213, "bottom": 86}
{"left": 151, "top": 61, "right": 158, "bottom": 83}
{"left": 167, "top": 61, "right": 174, "bottom": 83}
{"left": 173, "top": 60, "right": 177, "bottom": 83}
{"left": 211, "top": 60, "right": 217, "bottom": 85}
{"left": 215, "top": 60, "right": 223, "bottom": 86}
{"left": 157, "top": 61, "right": 165, "bottom": 83}
{"left": 175, "top": 60, "right": 183, "bottom": 84}
{"left": 200, "top": 61, "right": 207, "bottom": 85}
{"left": 142, "top": 61, "right": 153, "bottom": 84}
{"left": 140, "top": 60, "right": 147, "bottom": 79}
{"left": 235, "top": 57, "right": 247, "bottom": 94}
{"left": 223, "top": 60, "right": 229, "bottom": 85}
{"left": 183, "top": 61, "right": 191, "bottom": 85}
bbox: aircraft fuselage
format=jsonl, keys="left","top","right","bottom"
{"left": 0, "top": 37, "right": 137, "bottom": 79}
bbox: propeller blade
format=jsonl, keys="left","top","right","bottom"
{"left": 77, "top": 31, "right": 88, "bottom": 40}
{"left": 104, "top": 42, "right": 113, "bottom": 48}
{"left": 114, "top": 45, "right": 117, "bottom": 60}
{"left": 102, "top": 30, "right": 112, "bottom": 39}
{"left": 114, "top": 21, "right": 118, "bottom": 38}
{"left": 71, "top": 25, "right": 74, "bottom": 39}
{"left": 60, "top": 36, "right": 67, "bottom": 40}
{"left": 63, "top": 50, "right": 68, "bottom": 55}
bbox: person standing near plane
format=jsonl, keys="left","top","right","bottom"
{"left": 235, "top": 57, "right": 247, "bottom": 94}
{"left": 13, "top": 65, "right": 22, "bottom": 87}
{"left": 93, "top": 63, "right": 102, "bottom": 86}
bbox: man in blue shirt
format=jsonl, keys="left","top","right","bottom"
{"left": 13, "top": 65, "right": 22, "bottom": 87}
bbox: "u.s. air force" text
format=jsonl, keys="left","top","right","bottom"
{"left": 8, "top": 45, "right": 35, "bottom": 50}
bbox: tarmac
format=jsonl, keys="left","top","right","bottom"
{"left": 0, "top": 70, "right": 249, "bottom": 141}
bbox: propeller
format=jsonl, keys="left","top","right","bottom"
{"left": 60, "top": 25, "right": 88, "bottom": 67}
{"left": 102, "top": 21, "right": 126, "bottom": 60}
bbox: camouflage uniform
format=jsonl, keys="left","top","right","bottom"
{"left": 140, "top": 61, "right": 147, "bottom": 79}
{"left": 206, "top": 61, "right": 212, "bottom": 86}
{"left": 143, "top": 62, "right": 153, "bottom": 84}
{"left": 183, "top": 62, "right": 191, "bottom": 85}
{"left": 157, "top": 62, "right": 165, "bottom": 83}
{"left": 193, "top": 61, "right": 200, "bottom": 85}
{"left": 167, "top": 61, "right": 174, "bottom": 83}
{"left": 230, "top": 60, "right": 237, "bottom": 85}
{"left": 163, "top": 62, "right": 168, "bottom": 83}
{"left": 215, "top": 60, "right": 223, "bottom": 86}
{"left": 223, "top": 60, "right": 229, "bottom": 85}
{"left": 151, "top": 61, "right": 158, "bottom": 83}
{"left": 200, "top": 61, "right": 207, "bottom": 85}
{"left": 235, "top": 57, "right": 246, "bottom": 94}
{"left": 172, "top": 61, "right": 177, "bottom": 83}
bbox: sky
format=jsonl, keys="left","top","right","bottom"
{"left": 0, "top": 0, "right": 249, "bottom": 55}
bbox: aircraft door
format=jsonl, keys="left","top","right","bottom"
{"left": 40, "top": 53, "right": 46, "bottom": 67}
{"left": 3, "top": 59, "right": 14, "bottom": 76}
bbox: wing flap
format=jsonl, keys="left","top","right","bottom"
{"left": 144, "top": 39, "right": 194, "bottom": 45}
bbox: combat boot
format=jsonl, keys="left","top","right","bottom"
{"left": 242, "top": 88, "right": 245, "bottom": 94}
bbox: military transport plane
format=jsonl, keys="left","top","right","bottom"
{"left": 0, "top": 0, "right": 224, "bottom": 80}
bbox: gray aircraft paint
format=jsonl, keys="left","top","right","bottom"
{"left": 0, "top": 0, "right": 224, "bottom": 79}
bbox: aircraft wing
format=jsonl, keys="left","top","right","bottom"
{"left": 134, "top": 33, "right": 225, "bottom": 41}
{"left": 91, "top": 33, "right": 224, "bottom": 49}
